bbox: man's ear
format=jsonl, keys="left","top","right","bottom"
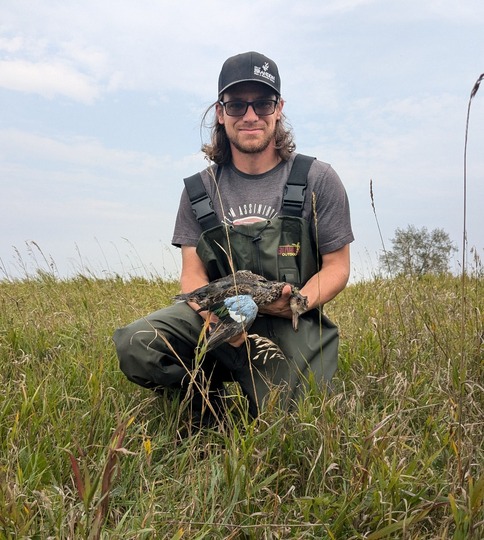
{"left": 276, "top": 97, "right": 284, "bottom": 120}
{"left": 216, "top": 102, "right": 225, "bottom": 125}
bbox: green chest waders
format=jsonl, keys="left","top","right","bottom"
{"left": 184, "top": 155, "right": 340, "bottom": 410}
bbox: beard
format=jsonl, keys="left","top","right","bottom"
{"left": 227, "top": 126, "right": 275, "bottom": 155}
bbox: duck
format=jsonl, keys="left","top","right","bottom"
{"left": 174, "top": 270, "right": 308, "bottom": 333}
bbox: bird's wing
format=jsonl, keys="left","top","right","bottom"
{"left": 204, "top": 295, "right": 258, "bottom": 351}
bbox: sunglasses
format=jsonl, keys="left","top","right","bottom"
{"left": 218, "top": 99, "right": 279, "bottom": 117}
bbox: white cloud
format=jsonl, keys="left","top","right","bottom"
{"left": 0, "top": 35, "right": 24, "bottom": 53}
{"left": 0, "top": 129, "right": 164, "bottom": 174}
{"left": 0, "top": 59, "right": 100, "bottom": 103}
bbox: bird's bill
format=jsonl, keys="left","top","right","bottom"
{"left": 292, "top": 311, "right": 299, "bottom": 331}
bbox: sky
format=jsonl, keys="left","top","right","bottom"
{"left": 1, "top": 0, "right": 483, "bottom": 282}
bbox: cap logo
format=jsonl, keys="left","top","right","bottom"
{"left": 254, "top": 62, "right": 276, "bottom": 84}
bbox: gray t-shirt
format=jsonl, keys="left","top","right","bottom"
{"left": 172, "top": 153, "right": 354, "bottom": 255}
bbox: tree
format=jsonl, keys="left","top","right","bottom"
{"left": 380, "top": 225, "right": 457, "bottom": 276}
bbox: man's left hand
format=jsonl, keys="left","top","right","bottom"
{"left": 257, "top": 284, "right": 293, "bottom": 319}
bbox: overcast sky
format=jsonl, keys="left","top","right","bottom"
{"left": 1, "top": 0, "right": 483, "bottom": 281}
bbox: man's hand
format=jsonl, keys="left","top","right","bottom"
{"left": 257, "top": 284, "right": 293, "bottom": 319}
{"left": 226, "top": 332, "right": 248, "bottom": 348}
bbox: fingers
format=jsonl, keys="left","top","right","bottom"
{"left": 281, "top": 284, "right": 292, "bottom": 298}
{"left": 228, "top": 331, "right": 247, "bottom": 348}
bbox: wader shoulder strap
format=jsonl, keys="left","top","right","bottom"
{"left": 183, "top": 167, "right": 220, "bottom": 231}
{"left": 281, "top": 154, "right": 316, "bottom": 217}
{"left": 185, "top": 155, "right": 315, "bottom": 230}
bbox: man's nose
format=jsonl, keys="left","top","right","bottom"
{"left": 242, "top": 103, "right": 259, "bottom": 120}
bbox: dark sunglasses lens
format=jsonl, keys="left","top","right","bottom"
{"left": 254, "top": 100, "right": 276, "bottom": 115}
{"left": 223, "top": 100, "right": 276, "bottom": 116}
{"left": 225, "top": 102, "right": 247, "bottom": 116}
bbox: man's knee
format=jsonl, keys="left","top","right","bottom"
{"left": 113, "top": 315, "right": 197, "bottom": 390}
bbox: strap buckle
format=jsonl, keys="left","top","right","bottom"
{"left": 283, "top": 184, "right": 306, "bottom": 209}
{"left": 191, "top": 196, "right": 214, "bottom": 220}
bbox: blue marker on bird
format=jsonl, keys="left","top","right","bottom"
{"left": 205, "top": 294, "right": 258, "bottom": 350}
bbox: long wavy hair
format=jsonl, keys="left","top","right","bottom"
{"left": 201, "top": 102, "right": 296, "bottom": 165}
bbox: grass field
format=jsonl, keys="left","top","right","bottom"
{"left": 0, "top": 270, "right": 482, "bottom": 539}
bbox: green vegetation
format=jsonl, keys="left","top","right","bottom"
{"left": 379, "top": 225, "right": 457, "bottom": 277}
{"left": 0, "top": 271, "right": 482, "bottom": 539}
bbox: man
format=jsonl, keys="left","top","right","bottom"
{"left": 113, "top": 51, "right": 353, "bottom": 424}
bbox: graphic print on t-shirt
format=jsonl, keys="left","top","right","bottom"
{"left": 224, "top": 203, "right": 279, "bottom": 225}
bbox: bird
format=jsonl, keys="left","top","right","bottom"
{"left": 174, "top": 270, "right": 308, "bottom": 332}
{"left": 203, "top": 294, "right": 258, "bottom": 351}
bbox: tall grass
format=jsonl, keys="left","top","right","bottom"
{"left": 0, "top": 266, "right": 482, "bottom": 539}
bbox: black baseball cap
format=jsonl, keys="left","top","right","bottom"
{"left": 218, "top": 51, "right": 281, "bottom": 96}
